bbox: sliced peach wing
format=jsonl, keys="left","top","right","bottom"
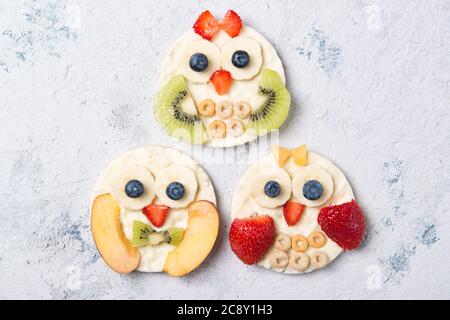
{"left": 163, "top": 200, "right": 219, "bottom": 277}
{"left": 91, "top": 193, "right": 140, "bottom": 273}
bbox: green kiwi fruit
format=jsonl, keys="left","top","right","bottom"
{"left": 247, "top": 69, "right": 291, "bottom": 135}
{"left": 132, "top": 220, "right": 185, "bottom": 247}
{"left": 154, "top": 75, "right": 207, "bottom": 144}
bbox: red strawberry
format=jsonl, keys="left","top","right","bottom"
{"left": 210, "top": 70, "right": 233, "bottom": 95}
{"left": 193, "top": 10, "right": 220, "bottom": 40}
{"left": 142, "top": 204, "right": 169, "bottom": 228}
{"left": 220, "top": 10, "right": 242, "bottom": 38}
{"left": 229, "top": 215, "right": 275, "bottom": 265}
{"left": 283, "top": 200, "right": 305, "bottom": 226}
{"left": 318, "top": 200, "right": 365, "bottom": 250}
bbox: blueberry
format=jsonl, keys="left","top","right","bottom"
{"left": 189, "top": 53, "right": 208, "bottom": 72}
{"left": 166, "top": 182, "right": 185, "bottom": 200}
{"left": 264, "top": 180, "right": 281, "bottom": 198}
{"left": 125, "top": 180, "right": 144, "bottom": 198}
{"left": 303, "top": 180, "right": 323, "bottom": 200}
{"left": 231, "top": 50, "right": 250, "bottom": 68}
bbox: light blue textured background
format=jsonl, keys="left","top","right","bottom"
{"left": 0, "top": 0, "right": 449, "bottom": 299}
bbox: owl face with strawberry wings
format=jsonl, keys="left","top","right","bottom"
{"left": 229, "top": 146, "right": 366, "bottom": 274}
{"left": 154, "top": 10, "right": 291, "bottom": 147}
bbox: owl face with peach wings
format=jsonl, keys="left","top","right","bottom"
{"left": 154, "top": 10, "right": 291, "bottom": 147}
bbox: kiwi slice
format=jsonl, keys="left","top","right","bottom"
{"left": 154, "top": 75, "right": 207, "bottom": 144}
{"left": 247, "top": 69, "right": 291, "bottom": 135}
{"left": 132, "top": 221, "right": 185, "bottom": 247}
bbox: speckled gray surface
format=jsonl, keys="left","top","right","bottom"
{"left": 0, "top": 0, "right": 449, "bottom": 300}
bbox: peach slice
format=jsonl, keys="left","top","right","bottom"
{"left": 291, "top": 144, "right": 308, "bottom": 166}
{"left": 163, "top": 200, "right": 219, "bottom": 277}
{"left": 91, "top": 193, "right": 140, "bottom": 273}
{"left": 272, "top": 146, "right": 290, "bottom": 167}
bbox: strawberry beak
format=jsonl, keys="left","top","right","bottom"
{"left": 210, "top": 69, "right": 233, "bottom": 95}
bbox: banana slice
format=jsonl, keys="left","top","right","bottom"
{"left": 221, "top": 36, "right": 262, "bottom": 80}
{"left": 252, "top": 166, "right": 291, "bottom": 208}
{"left": 180, "top": 39, "right": 221, "bottom": 83}
{"left": 155, "top": 165, "right": 198, "bottom": 208}
{"left": 292, "top": 165, "right": 334, "bottom": 207}
{"left": 111, "top": 165, "right": 156, "bottom": 210}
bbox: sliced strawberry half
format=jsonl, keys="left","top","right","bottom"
{"left": 283, "top": 200, "right": 305, "bottom": 226}
{"left": 318, "top": 200, "right": 365, "bottom": 250}
{"left": 193, "top": 10, "right": 220, "bottom": 40}
{"left": 210, "top": 69, "right": 233, "bottom": 95}
{"left": 142, "top": 204, "right": 169, "bottom": 228}
{"left": 220, "top": 10, "right": 242, "bottom": 38}
{"left": 229, "top": 215, "right": 275, "bottom": 265}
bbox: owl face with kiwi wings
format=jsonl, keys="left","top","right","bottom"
{"left": 154, "top": 10, "right": 291, "bottom": 148}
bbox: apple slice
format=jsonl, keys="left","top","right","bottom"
{"left": 163, "top": 200, "right": 219, "bottom": 277}
{"left": 91, "top": 193, "right": 140, "bottom": 273}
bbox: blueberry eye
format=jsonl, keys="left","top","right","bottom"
{"left": 303, "top": 180, "right": 323, "bottom": 200}
{"left": 232, "top": 50, "right": 250, "bottom": 68}
{"left": 264, "top": 181, "right": 281, "bottom": 198}
{"left": 166, "top": 182, "right": 185, "bottom": 200}
{"left": 189, "top": 53, "right": 208, "bottom": 72}
{"left": 125, "top": 180, "right": 144, "bottom": 198}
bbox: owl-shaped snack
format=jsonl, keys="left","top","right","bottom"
{"left": 154, "top": 10, "right": 291, "bottom": 147}
{"left": 90, "top": 146, "right": 219, "bottom": 276}
{"left": 229, "top": 145, "right": 366, "bottom": 273}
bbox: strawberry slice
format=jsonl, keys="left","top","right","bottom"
{"left": 220, "top": 10, "right": 242, "bottom": 38}
{"left": 318, "top": 200, "right": 365, "bottom": 250}
{"left": 142, "top": 204, "right": 169, "bottom": 228}
{"left": 283, "top": 200, "right": 305, "bottom": 226}
{"left": 229, "top": 215, "right": 275, "bottom": 265}
{"left": 210, "top": 70, "right": 233, "bottom": 95}
{"left": 193, "top": 10, "right": 220, "bottom": 40}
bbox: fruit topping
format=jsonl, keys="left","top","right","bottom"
{"left": 291, "top": 234, "right": 308, "bottom": 252}
{"left": 216, "top": 101, "right": 233, "bottom": 119}
{"left": 232, "top": 50, "right": 249, "bottom": 68}
{"left": 124, "top": 180, "right": 144, "bottom": 198}
{"left": 272, "top": 146, "right": 290, "bottom": 167}
{"left": 208, "top": 120, "right": 227, "bottom": 139}
{"left": 310, "top": 251, "right": 329, "bottom": 269}
{"left": 220, "top": 10, "right": 242, "bottom": 38}
{"left": 193, "top": 10, "right": 220, "bottom": 40}
{"left": 210, "top": 69, "right": 233, "bottom": 95}
{"left": 264, "top": 180, "right": 281, "bottom": 198}
{"left": 292, "top": 165, "right": 333, "bottom": 207}
{"left": 228, "top": 119, "right": 245, "bottom": 137}
{"left": 291, "top": 145, "right": 308, "bottom": 166}
{"left": 283, "top": 200, "right": 305, "bottom": 226}
{"left": 197, "top": 99, "right": 216, "bottom": 117}
{"left": 154, "top": 75, "right": 207, "bottom": 144}
{"left": 253, "top": 167, "right": 291, "bottom": 208}
{"left": 112, "top": 165, "right": 156, "bottom": 211}
{"left": 189, "top": 53, "right": 208, "bottom": 72}
{"left": 142, "top": 204, "right": 169, "bottom": 228}
{"left": 269, "top": 250, "right": 289, "bottom": 269}
{"left": 318, "top": 200, "right": 365, "bottom": 250}
{"left": 303, "top": 180, "right": 323, "bottom": 200}
{"left": 155, "top": 165, "right": 198, "bottom": 208}
{"left": 274, "top": 234, "right": 291, "bottom": 252}
{"left": 229, "top": 215, "right": 275, "bottom": 265}
{"left": 307, "top": 231, "right": 327, "bottom": 248}
{"left": 166, "top": 182, "right": 185, "bottom": 200}
{"left": 247, "top": 69, "right": 291, "bottom": 135}
{"left": 132, "top": 220, "right": 184, "bottom": 247}
{"left": 289, "top": 252, "right": 310, "bottom": 271}
{"left": 233, "top": 101, "right": 252, "bottom": 119}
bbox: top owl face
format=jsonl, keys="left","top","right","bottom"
{"left": 154, "top": 10, "right": 291, "bottom": 147}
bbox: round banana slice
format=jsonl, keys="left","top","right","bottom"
{"left": 112, "top": 165, "right": 156, "bottom": 210}
{"left": 221, "top": 36, "right": 262, "bottom": 80}
{"left": 180, "top": 39, "right": 221, "bottom": 83}
{"left": 252, "top": 167, "right": 291, "bottom": 208}
{"left": 155, "top": 165, "right": 198, "bottom": 208}
{"left": 292, "top": 165, "right": 334, "bottom": 207}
